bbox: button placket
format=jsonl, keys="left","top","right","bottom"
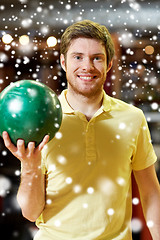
{"left": 85, "top": 119, "right": 96, "bottom": 164}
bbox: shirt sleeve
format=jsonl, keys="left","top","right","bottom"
{"left": 131, "top": 110, "right": 157, "bottom": 171}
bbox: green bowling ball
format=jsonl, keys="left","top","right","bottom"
{"left": 0, "top": 80, "right": 62, "bottom": 147}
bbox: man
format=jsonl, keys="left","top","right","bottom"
{"left": 3, "top": 20, "right": 160, "bottom": 240}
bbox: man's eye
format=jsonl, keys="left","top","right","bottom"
{"left": 94, "top": 57, "right": 101, "bottom": 61}
{"left": 75, "top": 56, "right": 81, "bottom": 60}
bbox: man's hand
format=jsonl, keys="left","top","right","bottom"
{"left": 2, "top": 131, "right": 49, "bottom": 169}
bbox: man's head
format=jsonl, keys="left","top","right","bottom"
{"left": 60, "top": 20, "right": 115, "bottom": 68}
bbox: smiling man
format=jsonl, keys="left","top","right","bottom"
{"left": 60, "top": 37, "right": 112, "bottom": 120}
{"left": 2, "top": 20, "right": 160, "bottom": 240}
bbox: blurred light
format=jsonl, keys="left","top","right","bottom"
{"left": 46, "top": 199, "right": 52, "bottom": 205}
{"left": 57, "top": 155, "right": 67, "bottom": 164}
{"left": 28, "top": 226, "right": 38, "bottom": 238}
{"left": 9, "top": 99, "right": 23, "bottom": 113}
{"left": 131, "top": 218, "right": 143, "bottom": 233}
{"left": 65, "top": 177, "right": 72, "bottom": 184}
{"left": 116, "top": 177, "right": 125, "bottom": 186}
{"left": 97, "top": 177, "right": 116, "bottom": 195}
{"left": 54, "top": 219, "right": 61, "bottom": 227}
{"left": 83, "top": 203, "right": 88, "bottom": 209}
{"left": 147, "top": 220, "right": 154, "bottom": 228}
{"left": 132, "top": 197, "right": 139, "bottom": 205}
{"left": 49, "top": 5, "right": 54, "bottom": 10}
{"left": 107, "top": 208, "right": 115, "bottom": 216}
{"left": 11, "top": 194, "right": 21, "bottom": 210}
{"left": 19, "top": 35, "right": 30, "bottom": 45}
{"left": 0, "top": 52, "right": 8, "bottom": 62}
{"left": 40, "top": 26, "right": 49, "bottom": 35}
{"left": 0, "top": 5, "right": 5, "bottom": 10}
{"left": 129, "top": 2, "right": 141, "bottom": 11}
{"left": 55, "top": 132, "right": 62, "bottom": 139}
{"left": 145, "top": 45, "right": 154, "bottom": 55}
{"left": 18, "top": 42, "right": 33, "bottom": 54}
{"left": 21, "top": 18, "right": 33, "bottom": 28}
{"left": 19, "top": 0, "right": 28, "bottom": 3}
{"left": 15, "top": 170, "right": 21, "bottom": 176}
{"left": 157, "top": 60, "right": 160, "bottom": 68}
{"left": 149, "top": 75, "right": 158, "bottom": 86}
{"left": 151, "top": 102, "right": 159, "bottom": 110}
{"left": 2, "top": 34, "right": 13, "bottom": 44}
{"left": 2, "top": 150, "right": 7, "bottom": 156}
{"left": 87, "top": 187, "right": 94, "bottom": 194}
{"left": 0, "top": 175, "right": 11, "bottom": 197}
{"left": 73, "top": 184, "right": 82, "bottom": 193}
{"left": 46, "top": 36, "right": 57, "bottom": 47}
{"left": 118, "top": 31, "right": 135, "bottom": 47}
{"left": 37, "top": 6, "right": 42, "bottom": 12}
{"left": 65, "top": 4, "right": 71, "bottom": 10}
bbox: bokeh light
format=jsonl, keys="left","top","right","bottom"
{"left": 145, "top": 45, "right": 154, "bottom": 55}
{"left": 2, "top": 34, "right": 13, "bottom": 44}
{"left": 46, "top": 36, "right": 57, "bottom": 47}
{"left": 19, "top": 35, "right": 30, "bottom": 45}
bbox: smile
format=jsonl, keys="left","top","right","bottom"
{"left": 78, "top": 75, "right": 96, "bottom": 80}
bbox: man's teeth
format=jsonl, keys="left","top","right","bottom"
{"left": 79, "top": 76, "right": 94, "bottom": 80}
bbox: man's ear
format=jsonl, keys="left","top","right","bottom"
{"left": 60, "top": 54, "right": 66, "bottom": 72}
{"left": 106, "top": 60, "right": 113, "bottom": 73}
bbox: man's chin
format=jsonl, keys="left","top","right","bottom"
{"left": 75, "top": 88, "right": 102, "bottom": 98}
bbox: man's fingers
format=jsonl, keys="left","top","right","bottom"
{"left": 27, "top": 142, "right": 36, "bottom": 156}
{"left": 2, "top": 132, "right": 49, "bottom": 160}
{"left": 17, "top": 139, "right": 25, "bottom": 154}
{"left": 37, "top": 135, "right": 50, "bottom": 152}
{"left": 2, "top": 131, "right": 17, "bottom": 153}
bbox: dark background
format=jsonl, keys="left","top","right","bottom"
{"left": 0, "top": 0, "right": 160, "bottom": 239}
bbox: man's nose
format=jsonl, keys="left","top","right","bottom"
{"left": 81, "top": 58, "right": 94, "bottom": 71}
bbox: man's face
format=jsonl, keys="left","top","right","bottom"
{"left": 61, "top": 37, "right": 110, "bottom": 97}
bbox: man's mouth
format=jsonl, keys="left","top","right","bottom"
{"left": 78, "top": 75, "right": 97, "bottom": 80}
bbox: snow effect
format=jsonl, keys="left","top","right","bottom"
{"left": 0, "top": 0, "right": 160, "bottom": 239}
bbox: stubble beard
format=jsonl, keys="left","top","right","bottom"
{"left": 67, "top": 79, "right": 104, "bottom": 99}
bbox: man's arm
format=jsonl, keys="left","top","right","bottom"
{"left": 2, "top": 131, "right": 49, "bottom": 222}
{"left": 133, "top": 164, "right": 160, "bottom": 240}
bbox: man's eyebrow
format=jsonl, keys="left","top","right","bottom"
{"left": 92, "top": 53, "right": 106, "bottom": 56}
{"left": 70, "top": 52, "right": 83, "bottom": 55}
{"left": 70, "top": 52, "right": 105, "bottom": 56}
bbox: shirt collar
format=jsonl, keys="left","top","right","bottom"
{"left": 59, "top": 89, "right": 74, "bottom": 114}
{"left": 59, "top": 89, "right": 111, "bottom": 114}
{"left": 101, "top": 90, "right": 111, "bottom": 112}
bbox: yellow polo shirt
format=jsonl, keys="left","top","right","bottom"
{"left": 35, "top": 90, "right": 157, "bottom": 240}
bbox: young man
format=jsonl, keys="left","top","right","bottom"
{"left": 3, "top": 20, "right": 160, "bottom": 240}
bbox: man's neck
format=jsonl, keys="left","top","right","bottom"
{"left": 66, "top": 88, "right": 103, "bottom": 121}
